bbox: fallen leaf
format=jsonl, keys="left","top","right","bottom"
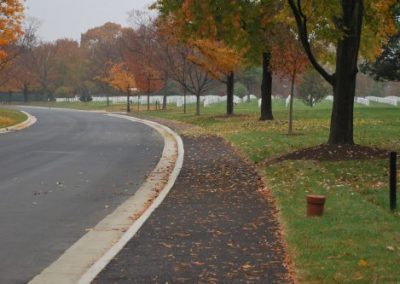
{"left": 242, "top": 263, "right": 253, "bottom": 270}
{"left": 358, "top": 259, "right": 368, "bottom": 267}
{"left": 386, "top": 246, "right": 395, "bottom": 252}
{"left": 354, "top": 272, "right": 363, "bottom": 280}
{"left": 160, "top": 242, "right": 173, "bottom": 248}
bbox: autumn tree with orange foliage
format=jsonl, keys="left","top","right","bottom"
{"left": 152, "top": 0, "right": 280, "bottom": 119}
{"left": 121, "top": 12, "right": 164, "bottom": 111}
{"left": 99, "top": 63, "right": 137, "bottom": 112}
{"left": 6, "top": 18, "right": 41, "bottom": 102}
{"left": 155, "top": 19, "right": 215, "bottom": 115}
{"left": 81, "top": 22, "right": 126, "bottom": 104}
{"left": 152, "top": 1, "right": 245, "bottom": 115}
{"left": 52, "top": 39, "right": 91, "bottom": 99}
{"left": 188, "top": 39, "right": 243, "bottom": 115}
{"left": 0, "top": 0, "right": 24, "bottom": 97}
{"left": 271, "top": 31, "right": 309, "bottom": 134}
{"left": 0, "top": 0, "right": 24, "bottom": 69}
{"left": 121, "top": 28, "right": 164, "bottom": 111}
{"left": 81, "top": 22, "right": 124, "bottom": 73}
{"left": 30, "top": 42, "right": 60, "bottom": 100}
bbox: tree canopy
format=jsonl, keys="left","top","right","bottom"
{"left": 361, "top": 4, "right": 400, "bottom": 81}
{"left": 0, "top": 0, "right": 24, "bottom": 65}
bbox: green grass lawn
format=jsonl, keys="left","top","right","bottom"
{"left": 140, "top": 99, "right": 400, "bottom": 283}
{"left": 17, "top": 98, "right": 400, "bottom": 283}
{"left": 0, "top": 108, "right": 27, "bottom": 128}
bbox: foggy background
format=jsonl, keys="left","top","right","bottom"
{"left": 24, "top": 0, "right": 154, "bottom": 41}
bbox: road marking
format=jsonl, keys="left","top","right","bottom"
{"left": 29, "top": 114, "right": 184, "bottom": 284}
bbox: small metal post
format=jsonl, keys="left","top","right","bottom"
{"left": 390, "top": 152, "right": 397, "bottom": 211}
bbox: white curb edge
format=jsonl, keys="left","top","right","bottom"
{"left": 78, "top": 114, "right": 185, "bottom": 284}
{"left": 0, "top": 110, "right": 37, "bottom": 134}
{"left": 28, "top": 113, "right": 184, "bottom": 284}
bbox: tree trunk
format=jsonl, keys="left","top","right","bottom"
{"left": 163, "top": 94, "right": 167, "bottom": 110}
{"left": 260, "top": 52, "right": 274, "bottom": 121}
{"left": 226, "top": 72, "right": 234, "bottom": 115}
{"left": 183, "top": 89, "right": 187, "bottom": 114}
{"left": 127, "top": 92, "right": 131, "bottom": 113}
{"left": 147, "top": 92, "right": 150, "bottom": 111}
{"left": 23, "top": 84, "right": 29, "bottom": 103}
{"left": 137, "top": 95, "right": 140, "bottom": 111}
{"left": 328, "top": 0, "right": 363, "bottom": 145}
{"left": 288, "top": 69, "right": 297, "bottom": 135}
{"left": 8, "top": 91, "right": 12, "bottom": 103}
{"left": 196, "top": 94, "right": 200, "bottom": 115}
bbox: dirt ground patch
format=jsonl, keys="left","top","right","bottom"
{"left": 265, "top": 144, "right": 389, "bottom": 165}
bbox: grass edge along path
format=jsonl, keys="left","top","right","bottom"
{"left": 0, "top": 108, "right": 28, "bottom": 128}
{"left": 137, "top": 102, "right": 400, "bottom": 284}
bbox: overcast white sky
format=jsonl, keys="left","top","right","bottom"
{"left": 24, "top": 0, "right": 154, "bottom": 42}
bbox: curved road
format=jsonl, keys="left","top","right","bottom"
{"left": 0, "top": 107, "right": 164, "bottom": 283}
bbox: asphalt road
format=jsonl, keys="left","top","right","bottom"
{"left": 0, "top": 107, "right": 164, "bottom": 283}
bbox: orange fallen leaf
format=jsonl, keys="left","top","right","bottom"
{"left": 358, "top": 259, "right": 368, "bottom": 267}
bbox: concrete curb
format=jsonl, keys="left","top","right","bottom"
{"left": 29, "top": 114, "right": 184, "bottom": 284}
{"left": 0, "top": 110, "right": 37, "bottom": 134}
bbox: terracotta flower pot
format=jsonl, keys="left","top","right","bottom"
{"left": 306, "top": 195, "right": 326, "bottom": 217}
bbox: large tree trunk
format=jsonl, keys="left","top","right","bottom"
{"left": 196, "top": 94, "right": 201, "bottom": 115}
{"left": 226, "top": 72, "right": 234, "bottom": 115}
{"left": 260, "top": 52, "right": 274, "bottom": 121}
{"left": 328, "top": 0, "right": 363, "bottom": 145}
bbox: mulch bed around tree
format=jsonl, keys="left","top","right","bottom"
{"left": 94, "top": 134, "right": 292, "bottom": 283}
{"left": 265, "top": 144, "right": 390, "bottom": 165}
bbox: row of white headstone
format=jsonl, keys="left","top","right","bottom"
{"left": 55, "top": 97, "right": 80, "bottom": 102}
{"left": 56, "top": 95, "right": 180, "bottom": 104}
{"left": 325, "top": 95, "right": 399, "bottom": 106}
{"left": 55, "top": 94, "right": 259, "bottom": 107}
{"left": 366, "top": 96, "right": 398, "bottom": 106}
{"left": 56, "top": 94, "right": 399, "bottom": 108}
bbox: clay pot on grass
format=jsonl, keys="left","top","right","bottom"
{"left": 306, "top": 195, "right": 326, "bottom": 217}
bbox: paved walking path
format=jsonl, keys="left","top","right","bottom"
{"left": 94, "top": 119, "right": 292, "bottom": 283}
